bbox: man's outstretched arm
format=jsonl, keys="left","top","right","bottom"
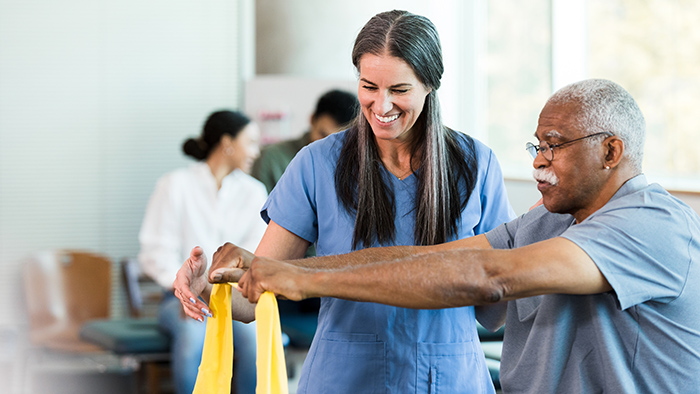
{"left": 208, "top": 220, "right": 493, "bottom": 282}
{"left": 237, "top": 237, "right": 611, "bottom": 309}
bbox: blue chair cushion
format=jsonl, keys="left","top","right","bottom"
{"left": 279, "top": 314, "right": 317, "bottom": 348}
{"left": 80, "top": 318, "right": 170, "bottom": 354}
{"left": 477, "top": 322, "right": 505, "bottom": 342}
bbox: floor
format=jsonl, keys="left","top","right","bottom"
{"left": 285, "top": 347, "right": 309, "bottom": 394}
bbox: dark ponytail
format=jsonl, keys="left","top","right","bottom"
{"left": 182, "top": 110, "right": 251, "bottom": 161}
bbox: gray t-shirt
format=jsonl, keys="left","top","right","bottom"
{"left": 486, "top": 175, "right": 700, "bottom": 394}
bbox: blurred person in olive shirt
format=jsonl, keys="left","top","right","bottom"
{"left": 251, "top": 89, "right": 358, "bottom": 194}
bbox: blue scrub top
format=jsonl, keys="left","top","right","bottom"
{"left": 262, "top": 130, "right": 514, "bottom": 394}
{"left": 486, "top": 175, "right": 700, "bottom": 393}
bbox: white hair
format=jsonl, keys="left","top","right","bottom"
{"left": 548, "top": 79, "right": 646, "bottom": 172}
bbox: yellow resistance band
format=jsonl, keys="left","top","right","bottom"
{"left": 256, "top": 291, "right": 289, "bottom": 394}
{"left": 194, "top": 283, "right": 234, "bottom": 394}
{"left": 194, "top": 285, "right": 288, "bottom": 394}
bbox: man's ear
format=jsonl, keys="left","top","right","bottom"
{"left": 604, "top": 136, "right": 625, "bottom": 169}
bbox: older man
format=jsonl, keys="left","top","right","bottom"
{"left": 176, "top": 79, "right": 700, "bottom": 393}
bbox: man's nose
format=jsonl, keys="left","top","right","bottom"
{"left": 532, "top": 148, "right": 549, "bottom": 168}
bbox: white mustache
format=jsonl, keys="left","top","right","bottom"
{"left": 533, "top": 168, "right": 559, "bottom": 186}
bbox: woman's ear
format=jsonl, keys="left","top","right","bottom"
{"left": 219, "top": 134, "right": 235, "bottom": 155}
{"left": 220, "top": 134, "right": 233, "bottom": 144}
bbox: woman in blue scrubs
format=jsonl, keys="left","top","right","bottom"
{"left": 176, "top": 9, "right": 514, "bottom": 393}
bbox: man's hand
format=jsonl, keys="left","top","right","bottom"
{"left": 173, "top": 246, "right": 213, "bottom": 322}
{"left": 209, "top": 242, "right": 256, "bottom": 283}
{"left": 237, "top": 257, "right": 312, "bottom": 303}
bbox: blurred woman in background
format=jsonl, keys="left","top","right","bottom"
{"left": 139, "top": 110, "right": 267, "bottom": 394}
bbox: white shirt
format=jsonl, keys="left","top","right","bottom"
{"left": 138, "top": 162, "right": 268, "bottom": 289}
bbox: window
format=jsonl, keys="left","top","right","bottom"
{"left": 485, "top": 0, "right": 700, "bottom": 190}
{"left": 485, "top": 0, "right": 552, "bottom": 178}
{"left": 588, "top": 0, "right": 700, "bottom": 189}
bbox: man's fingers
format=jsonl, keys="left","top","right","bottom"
{"left": 236, "top": 271, "right": 266, "bottom": 304}
{"left": 237, "top": 271, "right": 252, "bottom": 298}
{"left": 248, "top": 291, "right": 262, "bottom": 303}
{"left": 209, "top": 267, "right": 246, "bottom": 283}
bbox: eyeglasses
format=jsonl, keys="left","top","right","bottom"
{"left": 525, "top": 132, "right": 613, "bottom": 161}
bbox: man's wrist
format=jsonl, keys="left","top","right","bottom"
{"left": 305, "top": 270, "right": 327, "bottom": 299}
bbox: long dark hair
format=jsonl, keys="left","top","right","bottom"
{"left": 182, "top": 110, "right": 251, "bottom": 161}
{"left": 336, "top": 10, "right": 478, "bottom": 249}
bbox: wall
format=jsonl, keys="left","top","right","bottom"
{"left": 668, "top": 190, "right": 700, "bottom": 216}
{"left": 255, "top": 0, "right": 456, "bottom": 78}
{"left": 0, "top": 0, "right": 252, "bottom": 329}
{"left": 244, "top": 76, "right": 357, "bottom": 143}
{"left": 254, "top": 0, "right": 487, "bottom": 142}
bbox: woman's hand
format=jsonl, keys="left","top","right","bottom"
{"left": 209, "top": 242, "right": 256, "bottom": 283}
{"left": 173, "top": 246, "right": 213, "bottom": 322}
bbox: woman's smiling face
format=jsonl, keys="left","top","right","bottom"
{"left": 357, "top": 53, "right": 431, "bottom": 144}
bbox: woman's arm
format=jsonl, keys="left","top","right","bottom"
{"left": 138, "top": 176, "right": 184, "bottom": 290}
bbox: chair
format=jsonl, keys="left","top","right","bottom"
{"left": 80, "top": 258, "right": 172, "bottom": 394}
{"left": 23, "top": 250, "right": 112, "bottom": 353}
{"left": 477, "top": 322, "right": 504, "bottom": 390}
{"left": 81, "top": 258, "right": 170, "bottom": 353}
{"left": 22, "top": 250, "right": 139, "bottom": 393}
